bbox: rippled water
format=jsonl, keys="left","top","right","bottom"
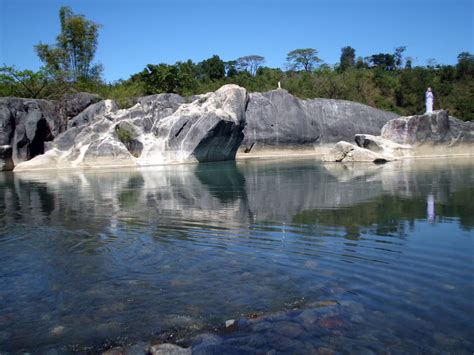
{"left": 0, "top": 158, "right": 473, "bottom": 353}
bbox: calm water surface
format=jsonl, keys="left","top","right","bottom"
{"left": 0, "top": 158, "right": 473, "bottom": 353}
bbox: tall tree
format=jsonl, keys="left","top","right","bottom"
{"left": 198, "top": 55, "right": 225, "bottom": 81}
{"left": 339, "top": 46, "right": 356, "bottom": 72}
{"left": 35, "top": 6, "right": 102, "bottom": 81}
{"left": 236, "top": 55, "right": 265, "bottom": 76}
{"left": 369, "top": 53, "right": 396, "bottom": 71}
{"left": 456, "top": 52, "right": 474, "bottom": 77}
{"left": 394, "top": 46, "right": 407, "bottom": 69}
{"left": 286, "top": 48, "right": 321, "bottom": 72}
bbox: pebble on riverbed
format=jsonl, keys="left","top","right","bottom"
{"left": 225, "top": 319, "right": 236, "bottom": 328}
{"left": 148, "top": 343, "right": 191, "bottom": 355}
{"left": 50, "top": 326, "right": 65, "bottom": 336}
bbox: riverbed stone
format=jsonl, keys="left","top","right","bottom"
{"left": 50, "top": 325, "right": 65, "bottom": 336}
{"left": 149, "top": 343, "right": 191, "bottom": 355}
{"left": 272, "top": 321, "right": 305, "bottom": 338}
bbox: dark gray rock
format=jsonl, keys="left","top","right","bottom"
{"left": 56, "top": 92, "right": 101, "bottom": 132}
{"left": 0, "top": 94, "right": 103, "bottom": 171}
{"left": 242, "top": 89, "right": 398, "bottom": 150}
{"left": 69, "top": 100, "right": 117, "bottom": 129}
{"left": 381, "top": 110, "right": 474, "bottom": 145}
{"left": 0, "top": 97, "right": 59, "bottom": 169}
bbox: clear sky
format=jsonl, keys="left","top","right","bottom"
{"left": 1, "top": 0, "right": 472, "bottom": 82}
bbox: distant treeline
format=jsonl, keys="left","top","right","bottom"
{"left": 1, "top": 6, "right": 473, "bottom": 120}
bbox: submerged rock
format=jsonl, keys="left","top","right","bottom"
{"left": 148, "top": 343, "right": 191, "bottom": 355}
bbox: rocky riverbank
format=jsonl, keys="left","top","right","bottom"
{"left": 1, "top": 86, "right": 472, "bottom": 172}
{"left": 40, "top": 294, "right": 472, "bottom": 354}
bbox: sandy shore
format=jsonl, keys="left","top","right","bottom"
{"left": 236, "top": 144, "right": 474, "bottom": 161}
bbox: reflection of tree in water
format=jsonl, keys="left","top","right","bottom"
{"left": 437, "top": 189, "right": 474, "bottom": 230}
{"left": 292, "top": 190, "right": 474, "bottom": 239}
{"left": 117, "top": 174, "right": 145, "bottom": 206}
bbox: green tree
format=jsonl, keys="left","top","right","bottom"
{"left": 286, "top": 48, "right": 321, "bottom": 72}
{"left": 198, "top": 55, "right": 225, "bottom": 81}
{"left": 225, "top": 60, "right": 239, "bottom": 77}
{"left": 456, "top": 52, "right": 474, "bottom": 77}
{"left": 394, "top": 46, "right": 407, "bottom": 69}
{"left": 0, "top": 66, "right": 52, "bottom": 98}
{"left": 138, "top": 64, "right": 181, "bottom": 94}
{"left": 339, "top": 46, "right": 356, "bottom": 72}
{"left": 369, "top": 53, "right": 396, "bottom": 71}
{"left": 235, "top": 55, "right": 265, "bottom": 76}
{"left": 35, "top": 6, "right": 102, "bottom": 81}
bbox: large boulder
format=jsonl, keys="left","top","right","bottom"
{"left": 381, "top": 110, "right": 474, "bottom": 145}
{"left": 0, "top": 97, "right": 59, "bottom": 169}
{"left": 242, "top": 89, "right": 398, "bottom": 151}
{"left": 14, "top": 85, "right": 248, "bottom": 171}
{"left": 322, "top": 141, "right": 391, "bottom": 163}
{"left": 355, "top": 134, "right": 412, "bottom": 158}
{"left": 0, "top": 93, "right": 103, "bottom": 171}
{"left": 322, "top": 134, "right": 413, "bottom": 163}
{"left": 56, "top": 92, "right": 101, "bottom": 132}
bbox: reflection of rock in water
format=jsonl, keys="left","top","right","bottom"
{"left": 3, "top": 157, "right": 473, "bottom": 233}
{"left": 194, "top": 161, "right": 246, "bottom": 203}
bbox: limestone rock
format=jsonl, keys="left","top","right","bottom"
{"left": 56, "top": 92, "right": 101, "bottom": 132}
{"left": 242, "top": 89, "right": 398, "bottom": 150}
{"left": 14, "top": 85, "right": 248, "bottom": 171}
{"left": 355, "top": 134, "right": 412, "bottom": 159}
{"left": 381, "top": 110, "right": 474, "bottom": 145}
{"left": 0, "top": 97, "right": 59, "bottom": 168}
{"left": 69, "top": 100, "right": 118, "bottom": 129}
{"left": 322, "top": 141, "right": 390, "bottom": 163}
{"left": 225, "top": 319, "right": 236, "bottom": 328}
{"left": 148, "top": 343, "right": 191, "bottom": 355}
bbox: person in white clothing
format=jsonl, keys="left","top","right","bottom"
{"left": 425, "top": 87, "right": 434, "bottom": 113}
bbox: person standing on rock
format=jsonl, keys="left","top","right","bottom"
{"left": 425, "top": 87, "right": 434, "bottom": 113}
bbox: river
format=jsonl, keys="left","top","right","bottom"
{"left": 0, "top": 157, "right": 473, "bottom": 353}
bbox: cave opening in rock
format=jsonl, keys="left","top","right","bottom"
{"left": 28, "top": 118, "right": 54, "bottom": 159}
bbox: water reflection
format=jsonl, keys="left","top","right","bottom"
{"left": 0, "top": 157, "right": 473, "bottom": 353}
{"left": 2, "top": 158, "right": 473, "bottom": 231}
{"left": 427, "top": 193, "right": 435, "bottom": 223}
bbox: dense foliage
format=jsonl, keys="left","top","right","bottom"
{"left": 1, "top": 7, "right": 473, "bottom": 121}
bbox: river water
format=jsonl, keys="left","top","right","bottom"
{"left": 0, "top": 157, "right": 473, "bottom": 353}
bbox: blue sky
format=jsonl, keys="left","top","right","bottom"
{"left": 1, "top": 0, "right": 472, "bottom": 82}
